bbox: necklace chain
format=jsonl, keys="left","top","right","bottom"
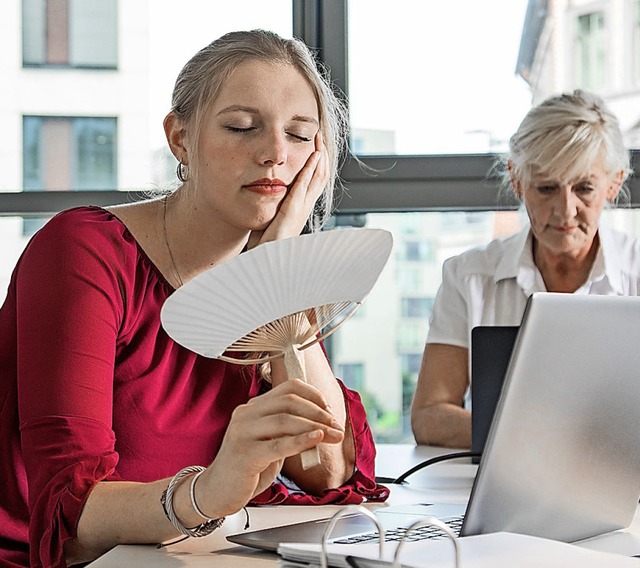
{"left": 163, "top": 195, "right": 185, "bottom": 288}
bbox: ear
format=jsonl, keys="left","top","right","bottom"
{"left": 163, "top": 112, "right": 189, "bottom": 164}
{"left": 507, "top": 160, "right": 523, "bottom": 199}
{"left": 607, "top": 170, "right": 624, "bottom": 202}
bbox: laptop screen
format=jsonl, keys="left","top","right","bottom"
{"left": 470, "top": 326, "right": 518, "bottom": 457}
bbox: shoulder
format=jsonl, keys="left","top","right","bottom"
{"left": 603, "top": 226, "right": 640, "bottom": 274}
{"left": 24, "top": 206, "right": 138, "bottom": 268}
{"left": 442, "top": 231, "right": 524, "bottom": 278}
{"left": 35, "top": 206, "right": 126, "bottom": 239}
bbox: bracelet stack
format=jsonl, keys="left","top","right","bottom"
{"left": 160, "top": 465, "right": 226, "bottom": 538}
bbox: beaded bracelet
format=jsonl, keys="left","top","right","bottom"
{"left": 160, "top": 465, "right": 226, "bottom": 539}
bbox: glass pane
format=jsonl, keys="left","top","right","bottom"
{"left": 69, "top": 0, "right": 118, "bottom": 67}
{"left": 348, "top": 0, "right": 532, "bottom": 155}
{"left": 575, "top": 12, "right": 605, "bottom": 90}
{"left": 74, "top": 118, "right": 117, "bottom": 189}
{"left": 23, "top": 117, "right": 42, "bottom": 190}
{"left": 327, "top": 208, "right": 640, "bottom": 443}
{"left": 22, "top": 0, "right": 45, "bottom": 64}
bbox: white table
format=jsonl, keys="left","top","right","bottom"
{"left": 87, "top": 444, "right": 640, "bottom": 566}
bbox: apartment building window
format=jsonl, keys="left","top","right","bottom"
{"left": 22, "top": 0, "right": 117, "bottom": 68}
{"left": 337, "top": 363, "right": 365, "bottom": 391}
{"left": 575, "top": 11, "right": 605, "bottom": 90}
{"left": 398, "top": 241, "right": 434, "bottom": 262}
{"left": 396, "top": 322, "right": 427, "bottom": 352}
{"left": 23, "top": 116, "right": 116, "bottom": 233}
{"left": 24, "top": 116, "right": 117, "bottom": 190}
{"left": 400, "top": 297, "right": 434, "bottom": 319}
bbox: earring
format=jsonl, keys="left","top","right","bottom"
{"left": 176, "top": 162, "right": 190, "bottom": 182}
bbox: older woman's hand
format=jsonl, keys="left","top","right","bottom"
{"left": 192, "top": 378, "right": 344, "bottom": 517}
{"left": 247, "top": 131, "right": 328, "bottom": 249}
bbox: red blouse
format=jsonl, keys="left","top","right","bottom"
{"left": 0, "top": 207, "right": 389, "bottom": 568}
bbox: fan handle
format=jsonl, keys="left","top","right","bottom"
{"left": 284, "top": 345, "right": 322, "bottom": 470}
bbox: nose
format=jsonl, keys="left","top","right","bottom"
{"left": 554, "top": 186, "right": 578, "bottom": 220}
{"left": 257, "top": 130, "right": 287, "bottom": 166}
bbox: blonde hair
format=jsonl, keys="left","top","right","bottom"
{"left": 500, "top": 90, "right": 632, "bottom": 201}
{"left": 168, "top": 29, "right": 348, "bottom": 231}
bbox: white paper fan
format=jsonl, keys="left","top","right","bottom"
{"left": 161, "top": 227, "right": 393, "bottom": 469}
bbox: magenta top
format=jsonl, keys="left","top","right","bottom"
{"left": 0, "top": 207, "right": 389, "bottom": 568}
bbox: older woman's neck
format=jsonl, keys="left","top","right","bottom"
{"left": 533, "top": 234, "right": 600, "bottom": 293}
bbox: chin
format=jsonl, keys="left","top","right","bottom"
{"left": 249, "top": 217, "right": 276, "bottom": 232}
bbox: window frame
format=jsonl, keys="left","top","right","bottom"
{"left": 2, "top": 0, "right": 640, "bottom": 217}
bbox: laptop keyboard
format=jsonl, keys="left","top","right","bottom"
{"left": 330, "top": 515, "right": 464, "bottom": 544}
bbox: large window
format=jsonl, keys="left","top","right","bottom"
{"left": 22, "top": 0, "right": 118, "bottom": 68}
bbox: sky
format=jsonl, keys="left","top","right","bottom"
{"left": 147, "top": 0, "right": 531, "bottom": 155}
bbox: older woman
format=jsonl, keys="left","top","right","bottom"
{"left": 0, "top": 30, "right": 387, "bottom": 568}
{"left": 411, "top": 90, "right": 640, "bottom": 449}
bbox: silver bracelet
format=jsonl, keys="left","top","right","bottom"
{"left": 160, "top": 465, "right": 225, "bottom": 538}
{"left": 189, "top": 468, "right": 212, "bottom": 521}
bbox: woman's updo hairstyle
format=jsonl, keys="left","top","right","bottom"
{"left": 168, "top": 29, "right": 348, "bottom": 231}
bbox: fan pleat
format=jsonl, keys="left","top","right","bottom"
{"left": 161, "top": 228, "right": 393, "bottom": 358}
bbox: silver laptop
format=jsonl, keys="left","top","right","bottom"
{"left": 228, "top": 293, "right": 640, "bottom": 550}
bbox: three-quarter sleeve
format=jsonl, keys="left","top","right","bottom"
{"left": 15, "top": 212, "right": 125, "bottom": 567}
{"left": 250, "top": 380, "right": 390, "bottom": 506}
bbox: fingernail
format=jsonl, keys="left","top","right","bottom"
{"left": 331, "top": 419, "right": 344, "bottom": 430}
{"left": 308, "top": 430, "right": 322, "bottom": 440}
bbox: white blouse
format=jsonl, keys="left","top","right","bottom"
{"left": 427, "top": 222, "right": 640, "bottom": 350}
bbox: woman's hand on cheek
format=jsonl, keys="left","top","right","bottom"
{"left": 194, "top": 378, "right": 344, "bottom": 516}
{"left": 248, "top": 131, "right": 329, "bottom": 249}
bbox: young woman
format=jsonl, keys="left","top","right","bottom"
{"left": 411, "top": 90, "right": 640, "bottom": 449}
{"left": 0, "top": 30, "right": 388, "bottom": 567}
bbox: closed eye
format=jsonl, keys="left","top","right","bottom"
{"left": 226, "top": 126, "right": 255, "bottom": 133}
{"left": 287, "top": 132, "right": 313, "bottom": 142}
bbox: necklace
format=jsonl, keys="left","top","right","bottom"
{"left": 163, "top": 195, "right": 185, "bottom": 288}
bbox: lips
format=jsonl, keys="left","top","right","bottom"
{"left": 553, "top": 225, "right": 578, "bottom": 234}
{"left": 244, "top": 178, "right": 287, "bottom": 188}
{"left": 243, "top": 178, "right": 288, "bottom": 195}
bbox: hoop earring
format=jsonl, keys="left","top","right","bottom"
{"left": 176, "top": 162, "right": 189, "bottom": 182}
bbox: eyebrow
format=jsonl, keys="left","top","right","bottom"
{"left": 533, "top": 171, "right": 599, "bottom": 184}
{"left": 216, "top": 105, "right": 318, "bottom": 126}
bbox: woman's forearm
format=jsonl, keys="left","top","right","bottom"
{"left": 65, "top": 473, "right": 225, "bottom": 565}
{"left": 275, "top": 344, "right": 356, "bottom": 493}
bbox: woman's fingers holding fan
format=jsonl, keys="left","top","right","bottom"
{"left": 217, "top": 380, "right": 343, "bottom": 467}
{"left": 251, "top": 379, "right": 344, "bottom": 436}
{"left": 195, "top": 383, "right": 343, "bottom": 515}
